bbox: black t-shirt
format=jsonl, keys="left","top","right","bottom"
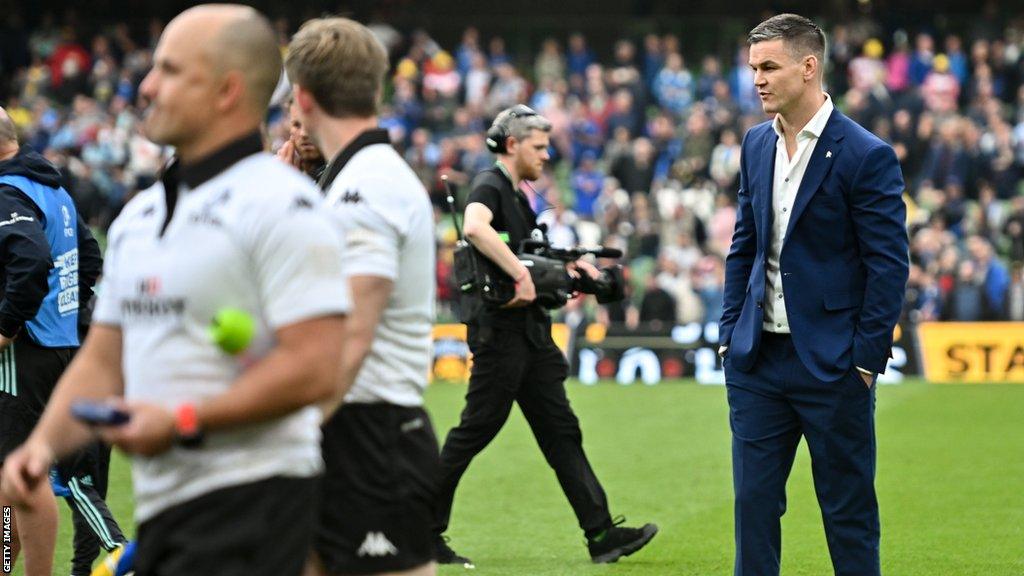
{"left": 466, "top": 166, "right": 537, "bottom": 251}
{"left": 464, "top": 166, "right": 551, "bottom": 345}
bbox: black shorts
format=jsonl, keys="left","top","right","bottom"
{"left": 133, "top": 476, "right": 319, "bottom": 576}
{"left": 316, "top": 403, "right": 440, "bottom": 575}
{"left": 0, "top": 339, "right": 73, "bottom": 464}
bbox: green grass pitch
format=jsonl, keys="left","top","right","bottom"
{"left": 30, "top": 378, "right": 1024, "bottom": 575}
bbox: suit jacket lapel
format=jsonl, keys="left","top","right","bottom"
{"left": 760, "top": 129, "right": 776, "bottom": 251}
{"left": 783, "top": 110, "right": 845, "bottom": 247}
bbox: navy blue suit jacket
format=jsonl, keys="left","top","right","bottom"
{"left": 720, "top": 109, "right": 909, "bottom": 381}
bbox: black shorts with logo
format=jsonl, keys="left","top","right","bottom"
{"left": 0, "top": 339, "right": 73, "bottom": 464}
{"left": 133, "top": 476, "right": 318, "bottom": 576}
{"left": 316, "top": 403, "right": 440, "bottom": 575}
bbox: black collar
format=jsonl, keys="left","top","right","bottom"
{"left": 176, "top": 131, "right": 264, "bottom": 190}
{"left": 157, "top": 131, "right": 262, "bottom": 237}
{"left": 318, "top": 128, "right": 391, "bottom": 190}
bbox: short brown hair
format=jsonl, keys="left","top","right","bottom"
{"left": 0, "top": 108, "right": 17, "bottom": 145}
{"left": 285, "top": 17, "right": 388, "bottom": 118}
{"left": 748, "top": 13, "right": 826, "bottom": 63}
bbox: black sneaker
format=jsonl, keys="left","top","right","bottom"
{"left": 587, "top": 516, "right": 659, "bottom": 563}
{"left": 434, "top": 534, "right": 475, "bottom": 569}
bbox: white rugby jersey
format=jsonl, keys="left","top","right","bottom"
{"left": 320, "top": 129, "right": 435, "bottom": 407}
{"left": 93, "top": 135, "right": 351, "bottom": 523}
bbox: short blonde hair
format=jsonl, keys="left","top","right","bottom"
{"left": 285, "top": 17, "right": 388, "bottom": 118}
{"left": 0, "top": 108, "right": 17, "bottom": 145}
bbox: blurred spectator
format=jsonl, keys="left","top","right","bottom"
{"left": 696, "top": 55, "right": 723, "bottom": 101}
{"left": 649, "top": 113, "right": 681, "bottom": 185}
{"left": 906, "top": 264, "right": 942, "bottom": 321}
{"left": 571, "top": 151, "right": 603, "bottom": 219}
{"left": 606, "top": 88, "right": 641, "bottom": 138}
{"left": 423, "top": 51, "right": 460, "bottom": 99}
{"left": 638, "top": 270, "right": 677, "bottom": 328}
{"left": 909, "top": 32, "right": 935, "bottom": 87}
{"left": 4, "top": 15, "right": 1023, "bottom": 328}
{"left": 849, "top": 38, "right": 887, "bottom": 93}
{"left": 729, "top": 44, "right": 760, "bottom": 114}
{"left": 406, "top": 128, "right": 440, "bottom": 195}
{"left": 1008, "top": 265, "right": 1024, "bottom": 320}
{"left": 463, "top": 52, "right": 492, "bottom": 109}
{"left": 829, "top": 25, "right": 854, "bottom": 96}
{"left": 535, "top": 38, "right": 565, "bottom": 85}
{"left": 943, "top": 260, "right": 992, "bottom": 320}
{"left": 944, "top": 34, "right": 970, "bottom": 87}
{"left": 486, "top": 62, "right": 526, "bottom": 116}
{"left": 611, "top": 137, "right": 655, "bottom": 195}
{"left": 538, "top": 192, "right": 579, "bottom": 249}
{"left": 656, "top": 254, "right": 703, "bottom": 324}
{"left": 641, "top": 33, "right": 664, "bottom": 92}
{"left": 919, "top": 119, "right": 968, "bottom": 192}
{"left": 692, "top": 254, "right": 725, "bottom": 323}
{"left": 886, "top": 30, "right": 912, "bottom": 95}
{"left": 707, "top": 193, "right": 737, "bottom": 257}
{"left": 709, "top": 127, "right": 741, "bottom": 192}
{"left": 487, "top": 36, "right": 511, "bottom": 67}
{"left": 921, "top": 54, "right": 960, "bottom": 114}
{"left": 1003, "top": 196, "right": 1024, "bottom": 263}
{"left": 455, "top": 27, "right": 480, "bottom": 76}
{"left": 566, "top": 32, "right": 594, "bottom": 79}
{"left": 967, "top": 235, "right": 1011, "bottom": 313}
{"left": 670, "top": 109, "right": 713, "bottom": 185}
{"left": 653, "top": 52, "right": 693, "bottom": 117}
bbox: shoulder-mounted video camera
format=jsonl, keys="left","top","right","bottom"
{"left": 445, "top": 176, "right": 625, "bottom": 310}
{"left": 515, "top": 240, "right": 627, "bottom": 309}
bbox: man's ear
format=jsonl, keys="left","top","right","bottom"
{"left": 215, "top": 70, "right": 246, "bottom": 113}
{"left": 803, "top": 55, "right": 819, "bottom": 82}
{"left": 504, "top": 134, "right": 519, "bottom": 155}
{"left": 293, "top": 84, "right": 316, "bottom": 114}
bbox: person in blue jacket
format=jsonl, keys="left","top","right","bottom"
{"left": 0, "top": 106, "right": 111, "bottom": 576}
{"left": 719, "top": 14, "right": 909, "bottom": 576}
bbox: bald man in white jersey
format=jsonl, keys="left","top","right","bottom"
{"left": 1, "top": 6, "right": 350, "bottom": 575}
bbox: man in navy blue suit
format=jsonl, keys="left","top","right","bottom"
{"left": 719, "top": 14, "right": 909, "bottom": 576}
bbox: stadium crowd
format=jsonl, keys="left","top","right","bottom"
{"left": 2, "top": 10, "right": 1024, "bottom": 327}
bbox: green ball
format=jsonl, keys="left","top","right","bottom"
{"left": 209, "top": 308, "right": 255, "bottom": 355}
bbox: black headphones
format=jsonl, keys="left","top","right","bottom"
{"left": 485, "top": 104, "right": 539, "bottom": 154}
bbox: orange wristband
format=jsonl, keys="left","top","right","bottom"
{"left": 174, "top": 403, "right": 204, "bottom": 448}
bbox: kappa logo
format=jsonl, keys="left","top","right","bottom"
{"left": 339, "top": 189, "right": 363, "bottom": 204}
{"left": 291, "top": 196, "right": 314, "bottom": 211}
{"left": 356, "top": 532, "right": 398, "bottom": 557}
{"left": 189, "top": 190, "right": 231, "bottom": 227}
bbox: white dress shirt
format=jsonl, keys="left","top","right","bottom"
{"left": 763, "top": 95, "right": 834, "bottom": 333}
{"left": 719, "top": 95, "right": 872, "bottom": 377}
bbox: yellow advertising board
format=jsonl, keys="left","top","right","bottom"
{"left": 917, "top": 322, "right": 1024, "bottom": 383}
{"left": 430, "top": 323, "right": 570, "bottom": 382}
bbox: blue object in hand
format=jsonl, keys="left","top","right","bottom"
{"left": 71, "top": 401, "right": 131, "bottom": 426}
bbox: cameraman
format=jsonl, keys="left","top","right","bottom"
{"left": 433, "top": 105, "right": 657, "bottom": 566}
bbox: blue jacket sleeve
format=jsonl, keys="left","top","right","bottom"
{"left": 0, "top": 186, "right": 53, "bottom": 338}
{"left": 850, "top": 145, "right": 910, "bottom": 374}
{"left": 76, "top": 213, "right": 103, "bottom": 330}
{"left": 719, "top": 131, "right": 758, "bottom": 347}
